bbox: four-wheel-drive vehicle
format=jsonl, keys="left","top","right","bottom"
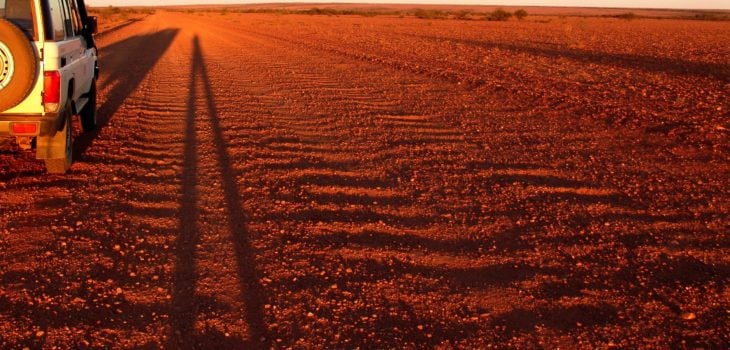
{"left": 0, "top": 0, "right": 97, "bottom": 173}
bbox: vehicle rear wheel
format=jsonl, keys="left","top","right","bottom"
{"left": 80, "top": 79, "right": 97, "bottom": 132}
{"left": 44, "top": 112, "right": 73, "bottom": 174}
{"left": 0, "top": 18, "right": 37, "bottom": 112}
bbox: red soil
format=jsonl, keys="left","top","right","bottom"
{"left": 0, "top": 10, "right": 728, "bottom": 349}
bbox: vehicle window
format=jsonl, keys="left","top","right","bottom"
{"left": 0, "top": 0, "right": 35, "bottom": 39}
{"left": 59, "top": 0, "right": 72, "bottom": 36}
{"left": 43, "top": 0, "right": 64, "bottom": 40}
{"left": 69, "top": 0, "right": 81, "bottom": 35}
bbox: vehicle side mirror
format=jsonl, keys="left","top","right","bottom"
{"left": 87, "top": 16, "right": 98, "bottom": 34}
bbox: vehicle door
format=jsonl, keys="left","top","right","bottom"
{"left": 51, "top": 0, "right": 92, "bottom": 109}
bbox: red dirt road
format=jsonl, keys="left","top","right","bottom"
{"left": 0, "top": 11, "right": 728, "bottom": 348}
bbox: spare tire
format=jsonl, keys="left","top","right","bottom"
{"left": 0, "top": 18, "right": 38, "bottom": 112}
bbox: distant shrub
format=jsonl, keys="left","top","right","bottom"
{"left": 304, "top": 8, "right": 339, "bottom": 16}
{"left": 487, "top": 8, "right": 513, "bottom": 21}
{"left": 358, "top": 10, "right": 379, "bottom": 17}
{"left": 688, "top": 12, "right": 729, "bottom": 21}
{"left": 514, "top": 9, "right": 528, "bottom": 20}
{"left": 301, "top": 8, "right": 384, "bottom": 17}
{"left": 616, "top": 12, "right": 637, "bottom": 20}
{"left": 414, "top": 9, "right": 447, "bottom": 20}
{"left": 234, "top": 7, "right": 397, "bottom": 17}
{"left": 236, "top": 8, "right": 295, "bottom": 15}
{"left": 94, "top": 5, "right": 154, "bottom": 17}
{"left": 454, "top": 10, "right": 472, "bottom": 20}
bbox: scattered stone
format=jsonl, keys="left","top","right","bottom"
{"left": 681, "top": 312, "right": 696, "bottom": 320}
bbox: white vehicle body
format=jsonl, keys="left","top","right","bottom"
{"left": 0, "top": 0, "right": 98, "bottom": 173}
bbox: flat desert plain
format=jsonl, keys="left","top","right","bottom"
{"left": 0, "top": 8, "right": 728, "bottom": 349}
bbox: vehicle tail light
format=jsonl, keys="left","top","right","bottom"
{"left": 43, "top": 71, "right": 61, "bottom": 113}
{"left": 10, "top": 122, "right": 39, "bottom": 136}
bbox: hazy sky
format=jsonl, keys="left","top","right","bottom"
{"left": 85, "top": 0, "right": 730, "bottom": 10}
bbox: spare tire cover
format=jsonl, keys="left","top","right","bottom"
{"left": 0, "top": 18, "right": 38, "bottom": 111}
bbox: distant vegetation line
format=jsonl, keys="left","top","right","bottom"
{"left": 173, "top": 7, "right": 533, "bottom": 21}
{"left": 89, "top": 5, "right": 730, "bottom": 22}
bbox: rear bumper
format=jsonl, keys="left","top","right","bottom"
{"left": 0, "top": 113, "right": 62, "bottom": 137}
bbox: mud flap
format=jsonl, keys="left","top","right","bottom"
{"left": 36, "top": 113, "right": 69, "bottom": 160}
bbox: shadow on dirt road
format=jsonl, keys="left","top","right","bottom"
{"left": 412, "top": 34, "right": 730, "bottom": 81}
{"left": 169, "top": 35, "right": 267, "bottom": 348}
{"left": 74, "top": 29, "right": 180, "bottom": 160}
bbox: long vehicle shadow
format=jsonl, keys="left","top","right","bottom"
{"left": 74, "top": 29, "right": 179, "bottom": 159}
{"left": 412, "top": 33, "right": 730, "bottom": 82}
{"left": 170, "top": 32, "right": 203, "bottom": 348}
{"left": 170, "top": 35, "right": 267, "bottom": 348}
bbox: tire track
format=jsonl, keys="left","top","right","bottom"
{"left": 167, "top": 12, "right": 711, "bottom": 349}
{"left": 171, "top": 12, "right": 542, "bottom": 347}
{"left": 1, "top": 11, "right": 726, "bottom": 349}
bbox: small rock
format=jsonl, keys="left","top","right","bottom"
{"left": 681, "top": 312, "right": 696, "bottom": 320}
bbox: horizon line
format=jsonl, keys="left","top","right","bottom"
{"left": 85, "top": 1, "right": 730, "bottom": 11}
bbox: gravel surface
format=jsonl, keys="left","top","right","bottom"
{"left": 0, "top": 11, "right": 728, "bottom": 349}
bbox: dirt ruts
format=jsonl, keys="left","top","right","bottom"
{"left": 0, "top": 11, "right": 727, "bottom": 349}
